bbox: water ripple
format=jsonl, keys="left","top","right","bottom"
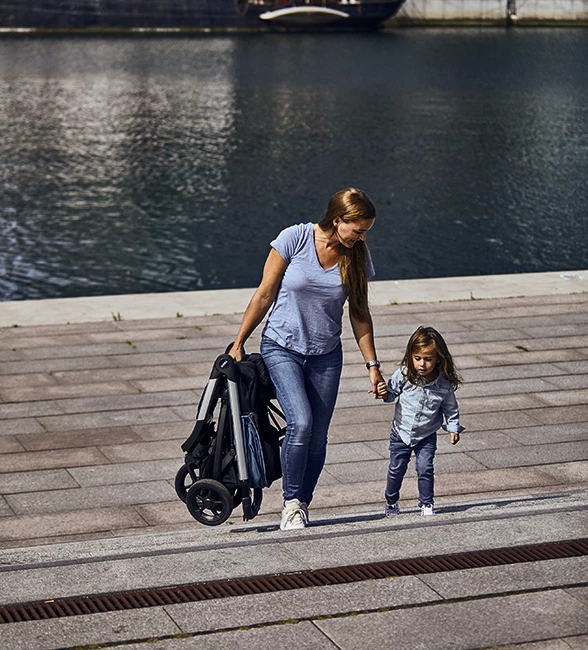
{"left": 1, "top": 31, "right": 587, "bottom": 300}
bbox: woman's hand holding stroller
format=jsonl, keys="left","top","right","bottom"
{"left": 228, "top": 343, "right": 244, "bottom": 362}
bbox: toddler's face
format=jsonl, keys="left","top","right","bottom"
{"left": 412, "top": 344, "right": 439, "bottom": 383}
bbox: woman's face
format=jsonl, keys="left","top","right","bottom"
{"left": 334, "top": 217, "right": 374, "bottom": 248}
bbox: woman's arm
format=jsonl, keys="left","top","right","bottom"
{"left": 349, "top": 310, "right": 385, "bottom": 398}
{"left": 229, "top": 248, "right": 288, "bottom": 361}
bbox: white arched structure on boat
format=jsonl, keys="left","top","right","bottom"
{"left": 260, "top": 6, "right": 350, "bottom": 27}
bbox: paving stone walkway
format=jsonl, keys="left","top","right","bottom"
{"left": 0, "top": 288, "right": 587, "bottom": 649}
{"left": 1, "top": 291, "right": 587, "bottom": 547}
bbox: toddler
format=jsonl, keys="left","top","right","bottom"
{"left": 377, "top": 326, "right": 464, "bottom": 516}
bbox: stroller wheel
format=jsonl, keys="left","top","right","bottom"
{"left": 174, "top": 464, "right": 199, "bottom": 503}
{"left": 186, "top": 479, "right": 233, "bottom": 526}
{"left": 252, "top": 488, "right": 263, "bottom": 517}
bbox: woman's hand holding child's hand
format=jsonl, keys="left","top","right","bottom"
{"left": 377, "top": 381, "right": 388, "bottom": 399}
{"left": 369, "top": 380, "right": 388, "bottom": 400}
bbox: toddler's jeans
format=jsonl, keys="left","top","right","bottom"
{"left": 385, "top": 431, "right": 437, "bottom": 506}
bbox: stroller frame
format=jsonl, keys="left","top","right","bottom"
{"left": 175, "top": 352, "right": 284, "bottom": 526}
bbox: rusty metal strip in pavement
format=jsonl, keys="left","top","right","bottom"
{"left": 1, "top": 538, "right": 586, "bottom": 624}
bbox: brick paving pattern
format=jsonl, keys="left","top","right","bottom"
{"left": 1, "top": 292, "right": 586, "bottom": 548}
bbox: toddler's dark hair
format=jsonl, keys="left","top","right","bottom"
{"left": 401, "top": 326, "right": 463, "bottom": 390}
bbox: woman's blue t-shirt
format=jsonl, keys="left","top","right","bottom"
{"left": 262, "top": 222, "right": 374, "bottom": 356}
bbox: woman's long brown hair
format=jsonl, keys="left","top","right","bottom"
{"left": 401, "top": 326, "right": 463, "bottom": 390}
{"left": 318, "top": 187, "right": 376, "bottom": 322}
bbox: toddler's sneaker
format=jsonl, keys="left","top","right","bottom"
{"left": 280, "top": 499, "right": 308, "bottom": 531}
{"left": 385, "top": 501, "right": 400, "bottom": 517}
{"left": 420, "top": 504, "right": 435, "bottom": 516}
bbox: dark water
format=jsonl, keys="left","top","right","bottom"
{"left": 1, "top": 30, "right": 587, "bottom": 301}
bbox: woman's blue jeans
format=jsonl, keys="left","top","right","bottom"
{"left": 260, "top": 336, "right": 342, "bottom": 505}
{"left": 385, "top": 431, "right": 437, "bottom": 506}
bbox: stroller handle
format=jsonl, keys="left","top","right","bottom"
{"left": 210, "top": 354, "right": 249, "bottom": 485}
{"left": 212, "top": 354, "right": 240, "bottom": 383}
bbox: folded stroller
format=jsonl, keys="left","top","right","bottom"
{"left": 175, "top": 349, "right": 285, "bottom": 526}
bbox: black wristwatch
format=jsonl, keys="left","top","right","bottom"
{"left": 366, "top": 360, "right": 381, "bottom": 370}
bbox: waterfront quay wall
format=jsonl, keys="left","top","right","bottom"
{"left": 389, "top": 0, "right": 588, "bottom": 25}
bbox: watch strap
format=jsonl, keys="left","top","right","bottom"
{"left": 366, "top": 360, "right": 381, "bottom": 369}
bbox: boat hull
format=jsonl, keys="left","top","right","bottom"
{"left": 0, "top": 1, "right": 406, "bottom": 32}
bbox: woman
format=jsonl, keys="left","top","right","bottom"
{"left": 229, "top": 188, "right": 384, "bottom": 530}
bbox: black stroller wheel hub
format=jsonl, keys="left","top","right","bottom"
{"left": 186, "top": 479, "right": 233, "bottom": 526}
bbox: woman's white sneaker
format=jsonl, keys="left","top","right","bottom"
{"left": 420, "top": 504, "right": 435, "bottom": 516}
{"left": 280, "top": 499, "right": 308, "bottom": 530}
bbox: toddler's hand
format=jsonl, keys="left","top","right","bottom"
{"left": 369, "top": 380, "right": 388, "bottom": 400}
{"left": 450, "top": 433, "right": 460, "bottom": 445}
